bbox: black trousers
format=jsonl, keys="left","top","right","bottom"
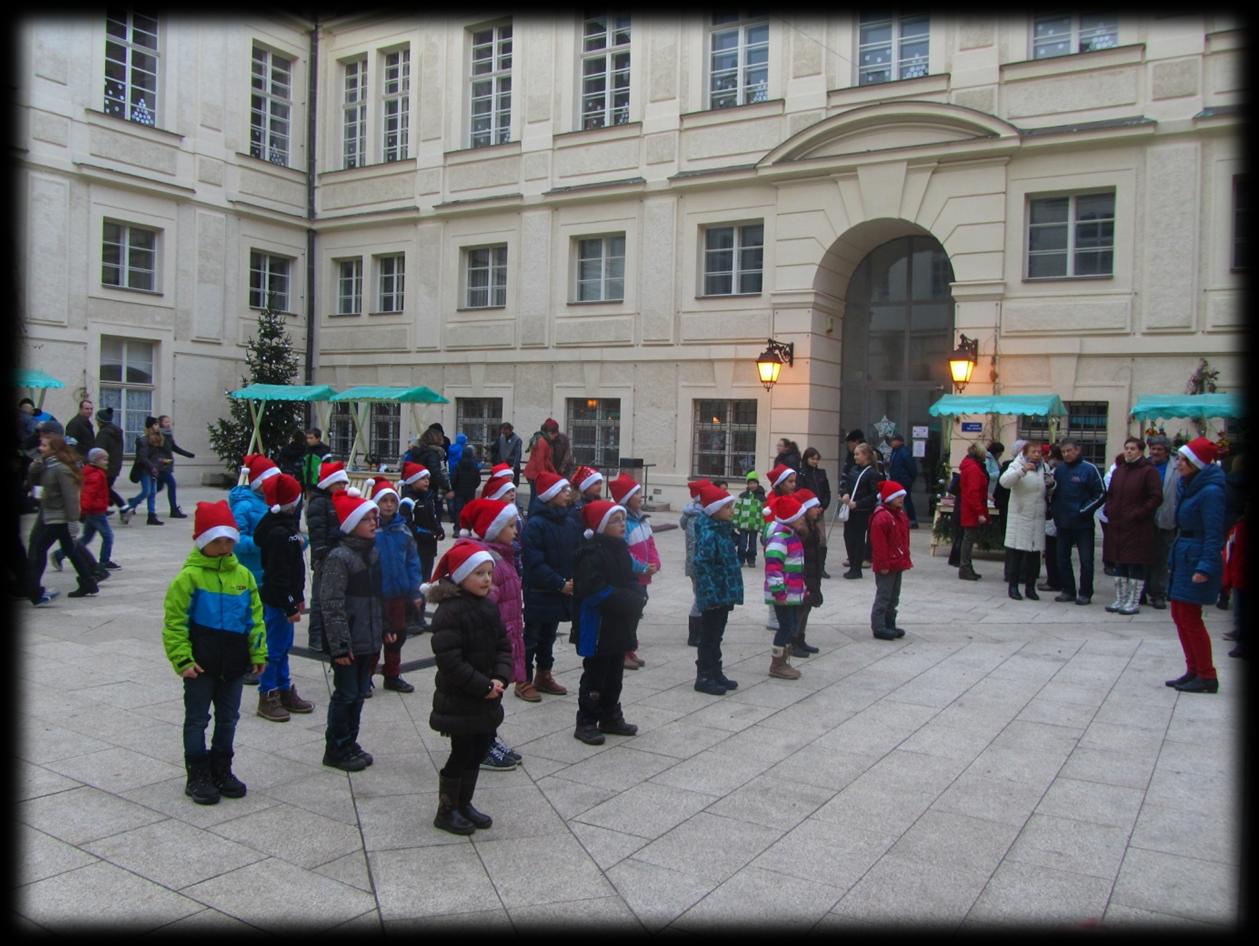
{"left": 696, "top": 606, "right": 730, "bottom": 677}
{"left": 1004, "top": 548, "right": 1041, "bottom": 585}
{"left": 105, "top": 473, "right": 127, "bottom": 510}
{"left": 524, "top": 619, "right": 559, "bottom": 675}
{"left": 844, "top": 511, "right": 871, "bottom": 572}
{"left": 1043, "top": 534, "right": 1062, "bottom": 588}
{"left": 28, "top": 520, "right": 96, "bottom": 601}
{"left": 443, "top": 732, "right": 493, "bottom": 777}
{"left": 577, "top": 653, "right": 626, "bottom": 725}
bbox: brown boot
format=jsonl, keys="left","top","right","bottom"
{"left": 280, "top": 685, "right": 314, "bottom": 713}
{"left": 533, "top": 670, "right": 568, "bottom": 696}
{"left": 514, "top": 681, "right": 541, "bottom": 702}
{"left": 769, "top": 645, "right": 801, "bottom": 680}
{"left": 257, "top": 690, "right": 290, "bottom": 722}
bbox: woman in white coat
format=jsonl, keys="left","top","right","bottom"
{"left": 999, "top": 440, "right": 1051, "bottom": 601}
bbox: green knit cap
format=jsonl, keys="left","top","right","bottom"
{"left": 745, "top": 470, "right": 759, "bottom": 481}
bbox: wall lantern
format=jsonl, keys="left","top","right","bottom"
{"left": 586, "top": 398, "right": 599, "bottom": 409}
{"left": 948, "top": 334, "right": 979, "bottom": 393}
{"left": 755, "top": 338, "right": 794, "bottom": 391}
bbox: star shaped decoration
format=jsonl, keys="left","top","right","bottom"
{"left": 873, "top": 414, "right": 897, "bottom": 442}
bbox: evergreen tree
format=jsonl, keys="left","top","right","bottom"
{"left": 207, "top": 304, "right": 303, "bottom": 473}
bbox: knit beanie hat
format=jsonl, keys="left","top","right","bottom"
{"left": 367, "top": 477, "right": 399, "bottom": 504}
{"left": 482, "top": 478, "right": 517, "bottom": 500}
{"left": 745, "top": 470, "right": 759, "bottom": 482}
{"left": 794, "top": 488, "right": 820, "bottom": 513}
{"left": 534, "top": 471, "right": 570, "bottom": 503}
{"left": 87, "top": 447, "right": 109, "bottom": 464}
{"left": 608, "top": 473, "right": 641, "bottom": 505}
{"left": 461, "top": 498, "right": 518, "bottom": 542}
{"left": 400, "top": 461, "right": 429, "bottom": 486}
{"left": 194, "top": 500, "right": 240, "bottom": 550}
{"left": 263, "top": 472, "right": 302, "bottom": 512}
{"left": 879, "top": 480, "right": 907, "bottom": 504}
{"left": 687, "top": 478, "right": 712, "bottom": 499}
{"left": 574, "top": 466, "right": 604, "bottom": 495}
{"left": 96, "top": 406, "right": 114, "bottom": 423}
{"left": 422, "top": 539, "right": 495, "bottom": 595}
{"left": 581, "top": 500, "right": 625, "bottom": 539}
{"left": 333, "top": 491, "right": 378, "bottom": 534}
{"left": 243, "top": 453, "right": 279, "bottom": 489}
{"left": 1179, "top": 436, "right": 1219, "bottom": 469}
{"left": 317, "top": 460, "right": 350, "bottom": 490}
{"left": 697, "top": 483, "right": 735, "bottom": 516}
{"left": 769, "top": 493, "right": 805, "bottom": 525}
{"left": 767, "top": 464, "right": 795, "bottom": 490}
{"left": 542, "top": 418, "right": 560, "bottom": 433}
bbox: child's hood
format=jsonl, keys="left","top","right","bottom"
{"left": 423, "top": 576, "right": 464, "bottom": 603}
{"left": 228, "top": 483, "right": 262, "bottom": 505}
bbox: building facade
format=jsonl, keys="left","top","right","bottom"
{"left": 16, "top": 13, "right": 1245, "bottom": 511}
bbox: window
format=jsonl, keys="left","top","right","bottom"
{"left": 343, "top": 56, "right": 367, "bottom": 169}
{"left": 709, "top": 13, "right": 769, "bottom": 109}
{"left": 369, "top": 403, "right": 400, "bottom": 465}
{"left": 575, "top": 235, "right": 625, "bottom": 302}
{"left": 1019, "top": 401, "right": 1108, "bottom": 467}
{"left": 470, "top": 22, "right": 512, "bottom": 147}
{"left": 250, "top": 46, "right": 292, "bottom": 165}
{"left": 250, "top": 251, "right": 291, "bottom": 310}
{"left": 104, "top": 11, "right": 159, "bottom": 125}
{"left": 329, "top": 403, "right": 353, "bottom": 459}
{"left": 99, "top": 337, "right": 154, "bottom": 454}
{"left": 457, "top": 397, "right": 504, "bottom": 463}
{"left": 102, "top": 221, "right": 157, "bottom": 292}
{"left": 1032, "top": 14, "right": 1118, "bottom": 59}
{"left": 581, "top": 15, "right": 631, "bottom": 129}
{"left": 382, "top": 48, "right": 410, "bottom": 162}
{"left": 858, "top": 13, "right": 929, "bottom": 85}
{"left": 567, "top": 398, "right": 622, "bottom": 470}
{"left": 336, "top": 258, "right": 362, "bottom": 316}
{"left": 692, "top": 399, "right": 757, "bottom": 478}
{"left": 377, "top": 254, "right": 405, "bottom": 312}
{"left": 1233, "top": 175, "right": 1246, "bottom": 272}
{"left": 703, "top": 223, "right": 763, "bottom": 296}
{"left": 464, "top": 245, "right": 508, "bottom": 308}
{"left": 1027, "top": 192, "right": 1115, "bottom": 279}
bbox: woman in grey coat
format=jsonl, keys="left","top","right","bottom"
{"left": 26, "top": 433, "right": 100, "bottom": 604}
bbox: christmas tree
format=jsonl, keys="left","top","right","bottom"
{"left": 207, "top": 303, "right": 303, "bottom": 473}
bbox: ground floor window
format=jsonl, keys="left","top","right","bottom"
{"left": 566, "top": 398, "right": 621, "bottom": 470}
{"left": 98, "top": 336, "right": 155, "bottom": 454}
{"left": 1019, "top": 400, "right": 1109, "bottom": 467}
{"left": 692, "top": 399, "right": 756, "bottom": 479}
{"left": 329, "top": 403, "right": 353, "bottom": 460}
{"left": 368, "top": 403, "right": 400, "bottom": 466}
{"left": 456, "top": 397, "right": 503, "bottom": 463}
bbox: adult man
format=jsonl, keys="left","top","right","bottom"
{"left": 1145, "top": 435, "right": 1180, "bottom": 610}
{"left": 94, "top": 406, "right": 127, "bottom": 511}
{"left": 492, "top": 422, "right": 524, "bottom": 487}
{"left": 1050, "top": 438, "right": 1105, "bottom": 605}
{"left": 65, "top": 399, "right": 96, "bottom": 458}
{"left": 300, "top": 428, "right": 332, "bottom": 496}
{"left": 886, "top": 433, "right": 919, "bottom": 528}
{"left": 156, "top": 415, "right": 194, "bottom": 519}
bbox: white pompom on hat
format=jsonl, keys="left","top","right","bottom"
{"left": 421, "top": 539, "right": 495, "bottom": 595}
{"left": 580, "top": 500, "right": 625, "bottom": 539}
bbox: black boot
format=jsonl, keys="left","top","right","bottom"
{"left": 793, "top": 631, "right": 819, "bottom": 655}
{"left": 714, "top": 663, "right": 738, "bottom": 690}
{"left": 459, "top": 768, "right": 492, "bottom": 829}
{"left": 687, "top": 615, "right": 701, "bottom": 648}
{"left": 820, "top": 544, "right": 831, "bottom": 579}
{"left": 574, "top": 721, "right": 606, "bottom": 744}
{"left": 185, "top": 754, "right": 220, "bottom": 805}
{"left": 694, "top": 659, "right": 728, "bottom": 695}
{"left": 147, "top": 513, "right": 165, "bottom": 525}
{"left": 1164, "top": 671, "right": 1194, "bottom": 688}
{"left": 1023, "top": 583, "right": 1040, "bottom": 601}
{"left": 1008, "top": 583, "right": 1023, "bottom": 600}
{"left": 208, "top": 749, "right": 247, "bottom": 798}
{"left": 169, "top": 506, "right": 188, "bottom": 519}
{"left": 434, "top": 775, "right": 476, "bottom": 834}
{"left": 598, "top": 704, "right": 639, "bottom": 736}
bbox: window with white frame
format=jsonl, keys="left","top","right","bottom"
{"left": 104, "top": 11, "right": 159, "bottom": 125}
{"left": 382, "top": 47, "right": 410, "bottom": 162}
{"left": 567, "top": 398, "right": 622, "bottom": 470}
{"left": 250, "top": 251, "right": 292, "bottom": 310}
{"left": 335, "top": 258, "right": 362, "bottom": 316}
{"left": 1032, "top": 14, "right": 1118, "bottom": 59}
{"left": 857, "top": 13, "right": 929, "bottom": 85}
{"left": 574, "top": 235, "right": 625, "bottom": 302}
{"left": 1233, "top": 175, "right": 1246, "bottom": 272}
{"left": 99, "top": 337, "right": 155, "bottom": 454}
{"left": 343, "top": 55, "right": 368, "bottom": 169}
{"left": 709, "top": 13, "right": 769, "bottom": 109}
{"left": 456, "top": 397, "right": 503, "bottom": 463}
{"left": 1026, "top": 192, "right": 1115, "bottom": 279}
{"left": 250, "top": 45, "right": 292, "bottom": 166}
{"left": 376, "top": 254, "right": 405, "bottom": 312}
{"left": 369, "top": 403, "right": 400, "bottom": 465}
{"left": 470, "top": 22, "right": 512, "bottom": 147}
{"left": 329, "top": 403, "right": 353, "bottom": 459}
{"left": 692, "top": 399, "right": 757, "bottom": 478}
{"left": 702, "top": 223, "right": 763, "bottom": 296}
{"left": 464, "top": 245, "right": 508, "bottom": 308}
{"left": 581, "top": 15, "right": 631, "bottom": 129}
{"left": 102, "top": 221, "right": 158, "bottom": 292}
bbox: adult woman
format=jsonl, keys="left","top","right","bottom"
{"left": 774, "top": 438, "right": 802, "bottom": 474}
{"left": 957, "top": 442, "right": 990, "bottom": 581}
{"left": 1102, "top": 437, "right": 1163, "bottom": 615}
{"left": 839, "top": 443, "right": 882, "bottom": 580}
{"left": 797, "top": 447, "right": 832, "bottom": 578}
{"left": 26, "top": 433, "right": 99, "bottom": 603}
{"left": 1165, "top": 437, "right": 1226, "bottom": 693}
{"left": 416, "top": 427, "right": 452, "bottom": 523}
{"left": 523, "top": 419, "right": 559, "bottom": 497}
{"left": 998, "top": 440, "right": 1049, "bottom": 600}
{"left": 122, "top": 425, "right": 166, "bottom": 525}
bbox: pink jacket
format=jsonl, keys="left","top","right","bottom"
{"left": 625, "top": 508, "right": 661, "bottom": 587}
{"left": 487, "top": 539, "right": 526, "bottom": 683}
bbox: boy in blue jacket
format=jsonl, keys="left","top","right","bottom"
{"left": 368, "top": 477, "right": 422, "bottom": 693}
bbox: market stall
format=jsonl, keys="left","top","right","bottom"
{"left": 228, "top": 383, "right": 338, "bottom": 459}
{"left": 16, "top": 368, "right": 66, "bottom": 411}
{"left": 328, "top": 385, "right": 449, "bottom": 485}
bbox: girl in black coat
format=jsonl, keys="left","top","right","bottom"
{"left": 797, "top": 446, "right": 833, "bottom": 579}
{"left": 425, "top": 541, "right": 514, "bottom": 836}
{"left": 840, "top": 442, "right": 883, "bottom": 579}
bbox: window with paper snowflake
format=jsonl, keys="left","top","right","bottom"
{"left": 104, "top": 12, "right": 159, "bottom": 126}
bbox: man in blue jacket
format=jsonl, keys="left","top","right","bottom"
{"left": 886, "top": 433, "right": 919, "bottom": 528}
{"left": 1050, "top": 438, "right": 1105, "bottom": 605}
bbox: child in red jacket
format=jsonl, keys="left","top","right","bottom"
{"left": 869, "top": 480, "right": 912, "bottom": 641}
{"left": 54, "top": 447, "right": 114, "bottom": 578}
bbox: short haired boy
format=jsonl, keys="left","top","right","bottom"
{"left": 369, "top": 478, "right": 422, "bottom": 693}
{"left": 163, "top": 501, "right": 266, "bottom": 805}
{"left": 305, "top": 460, "right": 350, "bottom": 650}
{"left": 869, "top": 481, "right": 912, "bottom": 641}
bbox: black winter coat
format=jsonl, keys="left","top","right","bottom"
{"left": 569, "top": 534, "right": 646, "bottom": 656}
{"left": 305, "top": 488, "right": 341, "bottom": 563}
{"left": 65, "top": 415, "right": 95, "bottom": 456}
{"left": 94, "top": 421, "right": 124, "bottom": 479}
{"left": 522, "top": 501, "right": 581, "bottom": 623}
{"left": 417, "top": 444, "right": 450, "bottom": 493}
{"left": 797, "top": 465, "right": 832, "bottom": 510}
{"left": 427, "top": 579, "right": 513, "bottom": 736}
{"left": 400, "top": 485, "right": 443, "bottom": 559}
{"left": 842, "top": 462, "right": 883, "bottom": 514}
{"left": 450, "top": 453, "right": 481, "bottom": 501}
{"left": 255, "top": 509, "right": 306, "bottom": 616}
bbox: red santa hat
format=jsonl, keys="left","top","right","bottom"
{"left": 332, "top": 491, "right": 379, "bottom": 534}
{"left": 317, "top": 460, "right": 350, "bottom": 490}
{"left": 421, "top": 539, "right": 496, "bottom": 595}
{"left": 573, "top": 465, "right": 604, "bottom": 495}
{"left": 400, "top": 461, "right": 430, "bottom": 486}
{"left": 485, "top": 463, "right": 514, "bottom": 484}
{"left": 242, "top": 453, "right": 279, "bottom": 489}
{"left": 687, "top": 478, "right": 712, "bottom": 499}
{"left": 607, "top": 473, "right": 641, "bottom": 505}
{"left": 481, "top": 477, "right": 516, "bottom": 501}
{"left": 366, "top": 477, "right": 399, "bottom": 504}
{"left": 879, "top": 480, "right": 907, "bottom": 504}
{"left": 1178, "top": 436, "right": 1219, "bottom": 470}
{"left": 697, "top": 483, "right": 735, "bottom": 516}
{"left": 794, "top": 488, "right": 820, "bottom": 514}
{"left": 460, "top": 498, "right": 518, "bottom": 542}
{"left": 263, "top": 472, "right": 303, "bottom": 513}
{"left": 194, "top": 500, "right": 240, "bottom": 550}
{"left": 767, "top": 464, "right": 796, "bottom": 490}
{"left": 769, "top": 493, "right": 805, "bottom": 525}
{"left": 581, "top": 500, "right": 625, "bottom": 539}
{"left": 533, "top": 471, "right": 570, "bottom": 503}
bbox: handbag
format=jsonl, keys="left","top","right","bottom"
{"left": 837, "top": 466, "right": 869, "bottom": 523}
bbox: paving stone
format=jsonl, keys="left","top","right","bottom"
{"left": 478, "top": 832, "right": 614, "bottom": 908}
{"left": 705, "top": 773, "right": 834, "bottom": 830}
{"left": 569, "top": 820, "right": 651, "bottom": 870}
{"left": 153, "top": 908, "right": 258, "bottom": 930}
{"left": 622, "top": 718, "right": 736, "bottom": 759}
{"left": 803, "top": 782, "right": 935, "bottom": 843}
{"left": 313, "top": 850, "right": 375, "bottom": 893}
{"left": 885, "top": 810, "right": 1020, "bottom": 873}
{"left": 554, "top": 745, "right": 679, "bottom": 792}
{"left": 43, "top": 745, "right": 186, "bottom": 794}
{"left": 673, "top": 865, "right": 844, "bottom": 931}
{"left": 1033, "top": 777, "right": 1145, "bottom": 830}
{"left": 118, "top": 775, "right": 281, "bottom": 828}
{"left": 16, "top": 721, "right": 114, "bottom": 764}
{"left": 17, "top": 860, "right": 205, "bottom": 931}
{"left": 16, "top": 824, "right": 99, "bottom": 885}
{"left": 259, "top": 769, "right": 360, "bottom": 824}
{"left": 210, "top": 803, "right": 365, "bottom": 869}
{"left": 17, "top": 785, "right": 167, "bottom": 845}
{"left": 749, "top": 818, "right": 894, "bottom": 893}
{"left": 765, "top": 745, "right": 879, "bottom": 792}
{"left": 825, "top": 853, "right": 990, "bottom": 929}
{"left": 1057, "top": 746, "right": 1158, "bottom": 790}
{"left": 964, "top": 744, "right": 1068, "bottom": 789}
{"left": 631, "top": 811, "right": 782, "bottom": 884}
{"left": 355, "top": 792, "right": 474, "bottom": 850}
{"left": 510, "top": 895, "right": 643, "bottom": 930}
{"left": 84, "top": 817, "right": 268, "bottom": 889}
{"left": 851, "top": 748, "right": 970, "bottom": 796}
{"left": 1005, "top": 814, "right": 1131, "bottom": 880}
{"left": 184, "top": 857, "right": 377, "bottom": 930}
{"left": 1101, "top": 902, "right": 1227, "bottom": 929}
{"left": 381, "top": 908, "right": 515, "bottom": 932}
{"left": 607, "top": 857, "right": 719, "bottom": 931}
{"left": 536, "top": 775, "right": 620, "bottom": 819}
{"left": 1110, "top": 847, "right": 1240, "bottom": 924}
{"left": 1129, "top": 801, "right": 1242, "bottom": 865}
{"left": 964, "top": 860, "right": 1113, "bottom": 928}
{"left": 14, "top": 759, "right": 83, "bottom": 800}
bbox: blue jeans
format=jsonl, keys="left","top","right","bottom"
{"left": 77, "top": 513, "right": 113, "bottom": 564}
{"left": 1055, "top": 524, "right": 1096, "bottom": 598}
{"left": 259, "top": 605, "right": 294, "bottom": 695}
{"left": 772, "top": 604, "right": 798, "bottom": 648}
{"left": 183, "top": 672, "right": 244, "bottom": 758}
{"left": 325, "top": 654, "right": 374, "bottom": 756}
{"left": 157, "top": 468, "right": 180, "bottom": 511}
{"left": 128, "top": 473, "right": 157, "bottom": 515}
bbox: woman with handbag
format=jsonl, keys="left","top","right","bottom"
{"left": 122, "top": 426, "right": 166, "bottom": 525}
{"left": 839, "top": 443, "right": 882, "bottom": 580}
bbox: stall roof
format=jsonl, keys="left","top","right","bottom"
{"left": 1130, "top": 393, "right": 1243, "bottom": 422}
{"left": 329, "top": 385, "right": 449, "bottom": 404}
{"left": 928, "top": 394, "right": 1067, "bottom": 417}
{"left": 17, "top": 369, "right": 65, "bottom": 389}
{"left": 229, "top": 383, "right": 338, "bottom": 402}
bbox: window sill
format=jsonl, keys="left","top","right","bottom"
{"left": 444, "top": 140, "right": 522, "bottom": 163}
{"left": 696, "top": 292, "right": 764, "bottom": 300}
{"left": 368, "top": 310, "right": 405, "bottom": 317}
{"left": 250, "top": 307, "right": 299, "bottom": 317}
{"left": 1021, "top": 274, "right": 1114, "bottom": 284}
{"left": 237, "top": 151, "right": 303, "bottom": 176}
{"left": 329, "top": 312, "right": 362, "bottom": 318}
{"left": 100, "top": 283, "right": 162, "bottom": 297}
{"left": 681, "top": 98, "right": 784, "bottom": 129}
{"left": 567, "top": 298, "right": 626, "bottom": 306}
{"left": 456, "top": 306, "right": 508, "bottom": 313}
{"left": 1001, "top": 43, "right": 1145, "bottom": 82}
{"left": 83, "top": 107, "right": 184, "bottom": 143}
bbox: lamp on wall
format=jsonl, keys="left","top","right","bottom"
{"left": 948, "top": 334, "right": 979, "bottom": 393}
{"left": 755, "top": 338, "right": 794, "bottom": 392}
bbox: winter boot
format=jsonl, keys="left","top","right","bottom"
{"left": 256, "top": 690, "right": 290, "bottom": 722}
{"left": 599, "top": 704, "right": 639, "bottom": 736}
{"left": 169, "top": 506, "right": 188, "bottom": 518}
{"left": 714, "top": 663, "right": 738, "bottom": 691}
{"left": 820, "top": 543, "right": 832, "bottom": 579}
{"left": 793, "top": 630, "right": 819, "bottom": 655}
{"left": 769, "top": 645, "right": 801, "bottom": 680}
{"left": 1024, "top": 583, "right": 1040, "bottom": 601}
{"left": 280, "top": 685, "right": 315, "bottom": 713}
{"left": 958, "top": 564, "right": 980, "bottom": 581}
{"left": 1118, "top": 580, "right": 1143, "bottom": 616}
{"left": 208, "top": 749, "right": 247, "bottom": 798}
{"left": 146, "top": 513, "right": 165, "bottom": 525}
{"left": 573, "top": 722, "right": 606, "bottom": 745}
{"left": 687, "top": 615, "right": 702, "bottom": 647}
{"left": 1008, "top": 582, "right": 1023, "bottom": 600}
{"left": 184, "top": 754, "right": 220, "bottom": 805}
{"left": 1105, "top": 577, "right": 1128, "bottom": 613}
{"left": 459, "top": 768, "right": 493, "bottom": 829}
{"left": 533, "top": 669, "right": 567, "bottom": 695}
{"left": 434, "top": 775, "right": 476, "bottom": 835}
{"left": 694, "top": 660, "right": 728, "bottom": 695}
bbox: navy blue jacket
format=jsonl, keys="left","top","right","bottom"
{"left": 1050, "top": 456, "right": 1105, "bottom": 529}
{"left": 375, "top": 512, "right": 421, "bottom": 598}
{"left": 887, "top": 444, "right": 918, "bottom": 487}
{"left": 1168, "top": 462, "right": 1226, "bottom": 606}
{"left": 522, "top": 501, "right": 581, "bottom": 623}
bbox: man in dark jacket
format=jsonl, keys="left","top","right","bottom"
{"left": 65, "top": 399, "right": 96, "bottom": 458}
{"left": 493, "top": 423, "right": 524, "bottom": 487}
{"left": 94, "top": 406, "right": 127, "bottom": 510}
{"left": 1050, "top": 437, "right": 1105, "bottom": 605}
{"left": 448, "top": 443, "right": 482, "bottom": 529}
{"left": 886, "top": 433, "right": 919, "bottom": 527}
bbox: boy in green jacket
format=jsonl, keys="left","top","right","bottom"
{"left": 733, "top": 471, "right": 767, "bottom": 567}
{"left": 163, "top": 501, "right": 266, "bottom": 806}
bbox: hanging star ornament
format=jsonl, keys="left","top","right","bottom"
{"left": 873, "top": 415, "right": 896, "bottom": 442}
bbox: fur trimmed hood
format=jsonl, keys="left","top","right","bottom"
{"left": 422, "top": 576, "right": 464, "bottom": 604}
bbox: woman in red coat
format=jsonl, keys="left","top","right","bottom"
{"left": 957, "top": 442, "right": 990, "bottom": 581}
{"left": 1101, "top": 437, "right": 1163, "bottom": 615}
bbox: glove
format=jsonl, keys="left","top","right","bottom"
{"left": 808, "top": 589, "right": 824, "bottom": 608}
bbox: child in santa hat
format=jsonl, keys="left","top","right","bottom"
{"left": 762, "top": 463, "right": 798, "bottom": 633}
{"left": 790, "top": 488, "right": 824, "bottom": 657}
{"left": 763, "top": 494, "right": 806, "bottom": 679}
{"left": 368, "top": 477, "right": 422, "bottom": 694}
{"left": 254, "top": 473, "right": 315, "bottom": 721}
{"left": 869, "top": 481, "right": 912, "bottom": 642}
{"left": 319, "top": 491, "right": 385, "bottom": 771}
{"left": 518, "top": 471, "right": 579, "bottom": 701}
{"left": 608, "top": 473, "right": 660, "bottom": 670}
{"left": 162, "top": 501, "right": 266, "bottom": 805}
{"left": 228, "top": 453, "right": 280, "bottom": 585}
{"left": 569, "top": 501, "right": 644, "bottom": 743}
{"left": 678, "top": 479, "right": 712, "bottom": 648}
{"left": 424, "top": 540, "right": 514, "bottom": 834}
{"left": 305, "top": 459, "right": 350, "bottom": 651}
{"left": 691, "top": 484, "right": 743, "bottom": 695}
{"left": 398, "top": 462, "right": 444, "bottom": 630}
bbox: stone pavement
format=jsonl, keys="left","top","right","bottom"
{"left": 15, "top": 487, "right": 1243, "bottom": 932}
